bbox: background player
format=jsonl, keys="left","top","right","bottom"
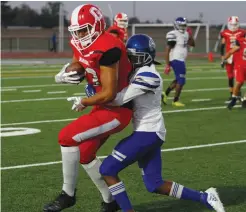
{"left": 162, "top": 17, "right": 195, "bottom": 107}
{"left": 97, "top": 34, "right": 225, "bottom": 212}
{"left": 43, "top": 4, "right": 132, "bottom": 212}
{"left": 222, "top": 36, "right": 246, "bottom": 109}
{"left": 107, "top": 12, "right": 128, "bottom": 43}
{"left": 220, "top": 16, "right": 245, "bottom": 102}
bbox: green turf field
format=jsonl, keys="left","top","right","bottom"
{"left": 1, "top": 59, "right": 246, "bottom": 212}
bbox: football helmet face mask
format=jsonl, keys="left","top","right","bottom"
{"left": 68, "top": 4, "right": 106, "bottom": 51}
{"left": 227, "top": 16, "right": 239, "bottom": 32}
{"left": 174, "top": 17, "right": 187, "bottom": 33}
{"left": 114, "top": 13, "right": 128, "bottom": 29}
{"left": 126, "top": 34, "right": 159, "bottom": 69}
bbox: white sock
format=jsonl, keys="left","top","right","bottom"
{"left": 82, "top": 157, "right": 114, "bottom": 203}
{"left": 61, "top": 146, "right": 80, "bottom": 197}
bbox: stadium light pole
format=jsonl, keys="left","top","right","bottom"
{"left": 59, "top": 3, "right": 64, "bottom": 52}
{"left": 133, "top": 1, "right": 136, "bottom": 17}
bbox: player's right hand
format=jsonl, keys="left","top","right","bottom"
{"left": 85, "top": 84, "right": 96, "bottom": 97}
{"left": 55, "top": 63, "right": 81, "bottom": 84}
{"left": 164, "top": 65, "right": 171, "bottom": 75}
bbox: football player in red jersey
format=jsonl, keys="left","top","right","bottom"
{"left": 220, "top": 16, "right": 246, "bottom": 102}
{"left": 222, "top": 36, "right": 246, "bottom": 109}
{"left": 107, "top": 13, "right": 128, "bottom": 43}
{"left": 43, "top": 4, "right": 132, "bottom": 212}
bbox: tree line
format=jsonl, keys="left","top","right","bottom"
{"left": 1, "top": 1, "right": 166, "bottom": 29}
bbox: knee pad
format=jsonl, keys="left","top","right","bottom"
{"left": 58, "top": 127, "right": 77, "bottom": 147}
{"left": 142, "top": 172, "right": 164, "bottom": 193}
{"left": 78, "top": 145, "right": 96, "bottom": 164}
{"left": 99, "top": 155, "right": 123, "bottom": 176}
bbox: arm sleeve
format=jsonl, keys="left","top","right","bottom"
{"left": 99, "top": 47, "right": 121, "bottom": 66}
{"left": 220, "top": 43, "right": 225, "bottom": 56}
{"left": 110, "top": 85, "right": 146, "bottom": 106}
{"left": 131, "top": 71, "right": 161, "bottom": 92}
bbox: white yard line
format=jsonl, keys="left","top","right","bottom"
{"left": 2, "top": 84, "right": 73, "bottom": 89}
{"left": 191, "top": 99, "right": 212, "bottom": 102}
{"left": 22, "top": 90, "right": 41, "bottom": 93}
{"left": 1, "top": 139, "right": 245, "bottom": 170}
{"left": 1, "top": 97, "right": 68, "bottom": 103}
{"left": 47, "top": 91, "right": 67, "bottom": 94}
{"left": 1, "top": 95, "right": 87, "bottom": 103}
{"left": 0, "top": 105, "right": 240, "bottom": 127}
{"left": 0, "top": 88, "right": 17, "bottom": 92}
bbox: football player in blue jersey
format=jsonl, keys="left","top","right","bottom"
{"left": 85, "top": 34, "right": 225, "bottom": 212}
{"left": 162, "top": 17, "right": 195, "bottom": 107}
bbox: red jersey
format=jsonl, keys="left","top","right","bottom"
{"left": 70, "top": 31, "right": 132, "bottom": 93}
{"left": 236, "top": 37, "right": 246, "bottom": 65}
{"left": 220, "top": 29, "right": 245, "bottom": 63}
{"left": 107, "top": 25, "right": 128, "bottom": 43}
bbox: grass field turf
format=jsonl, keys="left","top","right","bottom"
{"left": 1, "top": 59, "right": 246, "bottom": 212}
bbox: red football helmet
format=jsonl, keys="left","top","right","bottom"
{"left": 227, "top": 16, "right": 239, "bottom": 32}
{"left": 114, "top": 13, "right": 128, "bottom": 29}
{"left": 68, "top": 4, "right": 106, "bottom": 50}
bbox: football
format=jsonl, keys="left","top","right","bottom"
{"left": 65, "top": 62, "right": 85, "bottom": 82}
{"left": 65, "top": 62, "right": 85, "bottom": 75}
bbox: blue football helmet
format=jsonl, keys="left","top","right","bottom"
{"left": 126, "top": 34, "right": 160, "bottom": 69}
{"left": 174, "top": 17, "right": 187, "bottom": 33}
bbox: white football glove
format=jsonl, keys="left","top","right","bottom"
{"left": 55, "top": 63, "right": 81, "bottom": 84}
{"left": 67, "top": 96, "right": 86, "bottom": 112}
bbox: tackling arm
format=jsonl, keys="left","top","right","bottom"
{"left": 110, "top": 85, "right": 146, "bottom": 106}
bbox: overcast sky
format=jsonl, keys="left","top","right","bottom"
{"left": 9, "top": 1, "right": 246, "bottom": 24}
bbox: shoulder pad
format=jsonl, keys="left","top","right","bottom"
{"left": 166, "top": 31, "right": 177, "bottom": 41}
{"left": 132, "top": 71, "right": 161, "bottom": 91}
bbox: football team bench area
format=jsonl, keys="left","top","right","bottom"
{"left": 1, "top": 59, "right": 246, "bottom": 212}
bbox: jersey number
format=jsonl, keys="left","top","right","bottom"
{"left": 90, "top": 7, "right": 103, "bottom": 21}
{"left": 85, "top": 68, "right": 100, "bottom": 85}
{"left": 230, "top": 38, "right": 236, "bottom": 48}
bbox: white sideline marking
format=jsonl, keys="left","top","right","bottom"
{"left": 0, "top": 105, "right": 240, "bottom": 127}
{"left": 73, "top": 93, "right": 85, "bottom": 95}
{"left": 191, "top": 99, "right": 211, "bottom": 102}
{"left": 47, "top": 91, "right": 67, "bottom": 94}
{"left": 22, "top": 90, "right": 41, "bottom": 93}
{"left": 1, "top": 139, "right": 245, "bottom": 170}
{"left": 0, "top": 88, "right": 17, "bottom": 92}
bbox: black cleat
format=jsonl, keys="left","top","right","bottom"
{"left": 100, "top": 200, "right": 120, "bottom": 212}
{"left": 43, "top": 190, "right": 76, "bottom": 212}
{"left": 227, "top": 97, "right": 237, "bottom": 110}
{"left": 225, "top": 96, "right": 232, "bottom": 104}
{"left": 242, "top": 100, "right": 246, "bottom": 108}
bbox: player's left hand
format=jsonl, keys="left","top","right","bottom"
{"left": 187, "top": 27, "right": 193, "bottom": 37}
{"left": 67, "top": 97, "right": 86, "bottom": 112}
